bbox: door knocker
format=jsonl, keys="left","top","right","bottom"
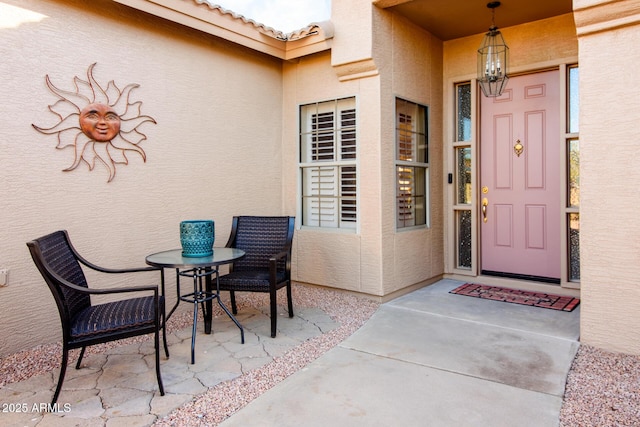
{"left": 514, "top": 139, "right": 524, "bottom": 157}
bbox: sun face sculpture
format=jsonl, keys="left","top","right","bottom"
{"left": 32, "top": 63, "right": 156, "bottom": 182}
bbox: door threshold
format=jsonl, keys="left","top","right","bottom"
{"left": 481, "top": 270, "right": 560, "bottom": 285}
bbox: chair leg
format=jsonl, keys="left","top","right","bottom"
{"left": 75, "top": 346, "right": 86, "bottom": 369}
{"left": 52, "top": 346, "right": 70, "bottom": 405}
{"left": 286, "top": 282, "right": 294, "bottom": 318}
{"left": 270, "top": 289, "right": 278, "bottom": 338}
{"left": 230, "top": 290, "right": 238, "bottom": 315}
{"left": 154, "top": 328, "right": 165, "bottom": 396}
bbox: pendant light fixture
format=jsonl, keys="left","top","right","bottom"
{"left": 478, "top": 2, "right": 509, "bottom": 97}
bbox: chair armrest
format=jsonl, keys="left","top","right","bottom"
{"left": 81, "top": 284, "right": 159, "bottom": 296}
{"left": 84, "top": 264, "right": 161, "bottom": 275}
{"left": 268, "top": 249, "right": 292, "bottom": 282}
{"left": 56, "top": 275, "right": 159, "bottom": 298}
{"left": 269, "top": 250, "right": 289, "bottom": 263}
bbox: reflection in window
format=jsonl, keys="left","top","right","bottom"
{"left": 566, "top": 65, "right": 580, "bottom": 282}
{"left": 568, "top": 66, "right": 579, "bottom": 133}
{"left": 457, "top": 210, "right": 472, "bottom": 269}
{"left": 568, "top": 139, "right": 579, "bottom": 208}
{"left": 457, "top": 83, "right": 471, "bottom": 141}
{"left": 396, "top": 98, "right": 428, "bottom": 229}
{"left": 455, "top": 82, "right": 472, "bottom": 270}
{"left": 568, "top": 213, "right": 580, "bottom": 281}
{"left": 457, "top": 147, "right": 472, "bottom": 204}
{"left": 397, "top": 166, "right": 426, "bottom": 228}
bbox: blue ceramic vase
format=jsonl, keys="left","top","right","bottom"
{"left": 180, "top": 220, "right": 215, "bottom": 257}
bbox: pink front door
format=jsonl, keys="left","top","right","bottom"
{"left": 480, "top": 71, "right": 561, "bottom": 282}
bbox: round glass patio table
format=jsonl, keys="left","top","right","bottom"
{"left": 146, "top": 248, "right": 245, "bottom": 363}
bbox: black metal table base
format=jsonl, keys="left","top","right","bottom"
{"left": 174, "top": 267, "right": 244, "bottom": 364}
{"left": 147, "top": 248, "right": 247, "bottom": 365}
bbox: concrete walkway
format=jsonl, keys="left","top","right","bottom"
{"left": 0, "top": 279, "right": 580, "bottom": 426}
{"left": 220, "top": 279, "right": 580, "bottom": 427}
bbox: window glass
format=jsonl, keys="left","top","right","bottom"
{"left": 566, "top": 66, "right": 580, "bottom": 282}
{"left": 396, "top": 166, "right": 426, "bottom": 228}
{"left": 568, "top": 139, "right": 579, "bottom": 208}
{"left": 396, "top": 100, "right": 428, "bottom": 163}
{"left": 456, "top": 210, "right": 472, "bottom": 269}
{"left": 456, "top": 83, "right": 472, "bottom": 141}
{"left": 396, "top": 98, "right": 428, "bottom": 229}
{"left": 569, "top": 213, "right": 580, "bottom": 281}
{"left": 456, "top": 147, "right": 472, "bottom": 205}
{"left": 568, "top": 66, "right": 579, "bottom": 133}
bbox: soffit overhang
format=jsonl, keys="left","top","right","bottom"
{"left": 112, "top": 0, "right": 333, "bottom": 60}
{"left": 374, "top": 0, "right": 574, "bottom": 41}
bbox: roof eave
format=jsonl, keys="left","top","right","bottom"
{"left": 112, "top": 0, "right": 333, "bottom": 60}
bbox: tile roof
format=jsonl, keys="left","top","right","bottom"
{"left": 196, "top": 0, "right": 323, "bottom": 41}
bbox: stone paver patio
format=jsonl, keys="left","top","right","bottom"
{"left": 0, "top": 302, "right": 339, "bottom": 426}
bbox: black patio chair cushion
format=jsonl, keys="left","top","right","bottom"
{"left": 70, "top": 295, "right": 163, "bottom": 339}
{"left": 218, "top": 270, "right": 286, "bottom": 291}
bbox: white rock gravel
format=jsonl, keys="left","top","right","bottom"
{"left": 2, "top": 285, "right": 639, "bottom": 426}
{"left": 559, "top": 345, "right": 640, "bottom": 427}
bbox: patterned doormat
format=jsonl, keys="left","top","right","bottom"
{"left": 449, "top": 283, "right": 580, "bottom": 312}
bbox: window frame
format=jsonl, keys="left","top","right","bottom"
{"left": 395, "top": 97, "right": 430, "bottom": 230}
{"left": 299, "top": 97, "right": 358, "bottom": 230}
{"left": 565, "top": 64, "right": 580, "bottom": 283}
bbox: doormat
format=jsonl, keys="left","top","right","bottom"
{"left": 449, "top": 283, "right": 580, "bottom": 312}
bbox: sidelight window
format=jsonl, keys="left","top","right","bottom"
{"left": 566, "top": 65, "right": 580, "bottom": 281}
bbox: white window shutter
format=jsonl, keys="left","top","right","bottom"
{"left": 300, "top": 98, "right": 357, "bottom": 228}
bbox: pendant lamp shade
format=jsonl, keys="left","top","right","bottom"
{"left": 477, "top": 2, "right": 509, "bottom": 97}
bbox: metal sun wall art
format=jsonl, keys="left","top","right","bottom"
{"left": 32, "top": 63, "right": 156, "bottom": 182}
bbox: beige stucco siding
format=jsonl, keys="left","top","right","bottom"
{"left": 444, "top": 14, "right": 578, "bottom": 80}
{"left": 331, "top": 0, "right": 375, "bottom": 71}
{"left": 383, "top": 11, "right": 444, "bottom": 295}
{"left": 575, "top": 0, "right": 640, "bottom": 354}
{"left": 0, "top": 0, "right": 284, "bottom": 356}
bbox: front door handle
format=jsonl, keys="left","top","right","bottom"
{"left": 482, "top": 198, "right": 488, "bottom": 223}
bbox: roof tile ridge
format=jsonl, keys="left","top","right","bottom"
{"left": 194, "top": 0, "right": 288, "bottom": 40}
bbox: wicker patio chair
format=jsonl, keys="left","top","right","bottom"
{"left": 218, "top": 216, "right": 295, "bottom": 337}
{"left": 26, "top": 230, "right": 168, "bottom": 405}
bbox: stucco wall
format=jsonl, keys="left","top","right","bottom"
{"left": 284, "top": 7, "right": 444, "bottom": 297}
{"left": 443, "top": 13, "right": 578, "bottom": 80}
{"left": 575, "top": 0, "right": 640, "bottom": 355}
{"left": 381, "top": 11, "right": 445, "bottom": 294}
{"left": 0, "top": 0, "right": 284, "bottom": 356}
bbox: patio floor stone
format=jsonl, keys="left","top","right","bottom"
{"left": 0, "top": 302, "right": 339, "bottom": 426}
